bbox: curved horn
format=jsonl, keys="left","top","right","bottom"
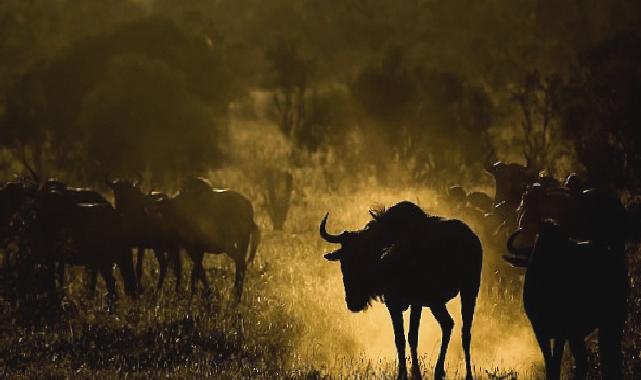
{"left": 506, "top": 228, "right": 532, "bottom": 257}
{"left": 320, "top": 213, "right": 344, "bottom": 244}
{"left": 484, "top": 151, "right": 497, "bottom": 174}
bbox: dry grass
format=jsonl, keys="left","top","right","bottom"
{"left": 1, "top": 137, "right": 641, "bottom": 379}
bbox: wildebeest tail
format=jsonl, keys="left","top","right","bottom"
{"left": 247, "top": 221, "right": 261, "bottom": 265}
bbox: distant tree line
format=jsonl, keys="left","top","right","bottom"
{"left": 0, "top": 0, "right": 640, "bottom": 192}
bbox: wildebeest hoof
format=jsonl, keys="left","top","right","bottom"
{"left": 411, "top": 365, "right": 423, "bottom": 380}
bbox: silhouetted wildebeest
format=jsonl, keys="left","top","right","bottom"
{"left": 1, "top": 180, "right": 136, "bottom": 301}
{"left": 509, "top": 182, "right": 628, "bottom": 258}
{"left": 466, "top": 191, "right": 493, "bottom": 214}
{"left": 505, "top": 221, "right": 627, "bottom": 380}
{"left": 107, "top": 179, "right": 181, "bottom": 292}
{"left": 42, "top": 178, "right": 112, "bottom": 285}
{"left": 320, "top": 201, "right": 482, "bottom": 380}
{"left": 36, "top": 186, "right": 138, "bottom": 299}
{"left": 44, "top": 178, "right": 109, "bottom": 204}
{"left": 485, "top": 157, "right": 538, "bottom": 211}
{"left": 171, "top": 178, "right": 260, "bottom": 301}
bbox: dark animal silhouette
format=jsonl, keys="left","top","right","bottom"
{"left": 170, "top": 178, "right": 260, "bottom": 301}
{"left": 505, "top": 221, "right": 627, "bottom": 380}
{"left": 509, "top": 182, "right": 627, "bottom": 258}
{"left": 42, "top": 178, "right": 112, "bottom": 285}
{"left": 107, "top": 180, "right": 181, "bottom": 292}
{"left": 37, "top": 186, "right": 138, "bottom": 298}
{"left": 485, "top": 159, "right": 538, "bottom": 211}
{"left": 320, "top": 201, "right": 482, "bottom": 380}
{"left": 44, "top": 178, "right": 109, "bottom": 204}
{"left": 1, "top": 180, "right": 137, "bottom": 300}
{"left": 466, "top": 191, "right": 493, "bottom": 214}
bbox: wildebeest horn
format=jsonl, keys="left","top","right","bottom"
{"left": 506, "top": 228, "right": 532, "bottom": 257}
{"left": 320, "top": 212, "right": 344, "bottom": 244}
{"left": 484, "top": 151, "right": 496, "bottom": 174}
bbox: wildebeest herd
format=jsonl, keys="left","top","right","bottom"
{"left": 0, "top": 175, "right": 260, "bottom": 309}
{"left": 321, "top": 159, "right": 632, "bottom": 380}
{"left": 0, "top": 158, "right": 635, "bottom": 380}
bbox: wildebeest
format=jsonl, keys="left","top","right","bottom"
{"left": 466, "top": 191, "right": 493, "bottom": 214}
{"left": 170, "top": 178, "right": 260, "bottom": 301}
{"left": 1, "top": 179, "right": 137, "bottom": 300}
{"left": 320, "top": 201, "right": 482, "bottom": 380}
{"left": 107, "top": 179, "right": 181, "bottom": 292}
{"left": 509, "top": 181, "right": 628, "bottom": 258}
{"left": 505, "top": 221, "right": 627, "bottom": 380}
{"left": 485, "top": 158, "right": 538, "bottom": 211}
{"left": 42, "top": 178, "right": 112, "bottom": 286}
{"left": 36, "top": 185, "right": 138, "bottom": 298}
{"left": 44, "top": 178, "right": 110, "bottom": 204}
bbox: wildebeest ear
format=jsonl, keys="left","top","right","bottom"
{"left": 502, "top": 254, "right": 529, "bottom": 268}
{"left": 324, "top": 250, "right": 342, "bottom": 261}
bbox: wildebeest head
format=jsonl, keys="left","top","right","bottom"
{"left": 564, "top": 173, "right": 586, "bottom": 196}
{"left": 320, "top": 212, "right": 384, "bottom": 312}
{"left": 485, "top": 159, "right": 538, "bottom": 208}
{"left": 447, "top": 185, "right": 466, "bottom": 209}
{"left": 504, "top": 219, "right": 564, "bottom": 267}
{"left": 107, "top": 179, "right": 144, "bottom": 210}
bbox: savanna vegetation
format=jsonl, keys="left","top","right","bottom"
{"left": 1, "top": 1, "right": 641, "bottom": 379}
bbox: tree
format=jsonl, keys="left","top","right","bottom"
{"left": 351, "top": 46, "right": 493, "bottom": 182}
{"left": 1, "top": 16, "right": 239, "bottom": 183}
{"left": 560, "top": 32, "right": 641, "bottom": 191}
{"left": 265, "top": 37, "right": 313, "bottom": 145}
{"left": 78, "top": 54, "right": 224, "bottom": 183}
{"left": 509, "top": 70, "right": 564, "bottom": 173}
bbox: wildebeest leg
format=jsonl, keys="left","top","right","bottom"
{"left": 136, "top": 248, "right": 144, "bottom": 291}
{"left": 56, "top": 261, "right": 65, "bottom": 289}
{"left": 569, "top": 336, "right": 587, "bottom": 380}
{"left": 533, "top": 328, "right": 555, "bottom": 380}
{"left": 100, "top": 265, "right": 117, "bottom": 299}
{"left": 461, "top": 286, "right": 478, "bottom": 380}
{"left": 233, "top": 256, "right": 246, "bottom": 303}
{"left": 172, "top": 249, "right": 182, "bottom": 292}
{"left": 117, "top": 249, "right": 138, "bottom": 297}
{"left": 156, "top": 249, "right": 168, "bottom": 291}
{"left": 190, "top": 251, "right": 209, "bottom": 295}
{"left": 388, "top": 306, "right": 408, "bottom": 380}
{"left": 599, "top": 322, "right": 624, "bottom": 380}
{"left": 408, "top": 305, "right": 423, "bottom": 379}
{"left": 549, "top": 338, "right": 565, "bottom": 380}
{"left": 87, "top": 268, "right": 98, "bottom": 298}
{"left": 431, "top": 303, "right": 454, "bottom": 380}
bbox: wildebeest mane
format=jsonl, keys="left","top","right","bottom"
{"left": 365, "top": 201, "right": 437, "bottom": 253}
{"left": 347, "top": 202, "right": 437, "bottom": 310}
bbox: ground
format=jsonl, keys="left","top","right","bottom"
{"left": 1, "top": 180, "right": 640, "bottom": 379}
